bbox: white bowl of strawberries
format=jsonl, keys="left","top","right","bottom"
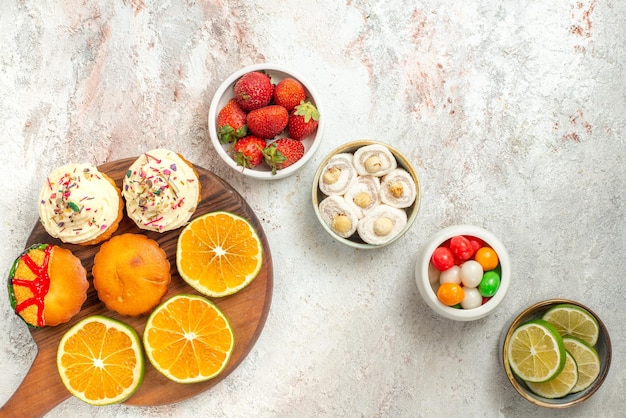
{"left": 208, "top": 63, "right": 324, "bottom": 180}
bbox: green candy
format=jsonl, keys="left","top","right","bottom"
{"left": 479, "top": 271, "right": 500, "bottom": 297}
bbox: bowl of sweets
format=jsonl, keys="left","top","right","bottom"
{"left": 311, "top": 140, "right": 420, "bottom": 249}
{"left": 415, "top": 224, "right": 510, "bottom": 321}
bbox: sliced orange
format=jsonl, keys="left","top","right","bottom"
{"left": 176, "top": 211, "right": 263, "bottom": 297}
{"left": 143, "top": 294, "right": 235, "bottom": 383}
{"left": 57, "top": 315, "right": 144, "bottom": 406}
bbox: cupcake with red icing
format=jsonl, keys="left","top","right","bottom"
{"left": 8, "top": 244, "right": 88, "bottom": 327}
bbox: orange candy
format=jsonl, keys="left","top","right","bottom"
{"left": 437, "top": 282, "right": 465, "bottom": 306}
{"left": 475, "top": 247, "right": 499, "bottom": 271}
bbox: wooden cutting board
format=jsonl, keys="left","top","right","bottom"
{"left": 0, "top": 158, "right": 273, "bottom": 418}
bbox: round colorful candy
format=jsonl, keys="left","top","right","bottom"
{"left": 437, "top": 282, "right": 464, "bottom": 306}
{"left": 461, "top": 287, "right": 482, "bottom": 309}
{"left": 449, "top": 235, "right": 474, "bottom": 261}
{"left": 466, "top": 236, "right": 484, "bottom": 253}
{"left": 460, "top": 260, "right": 483, "bottom": 288}
{"left": 475, "top": 247, "right": 499, "bottom": 271}
{"left": 431, "top": 246, "right": 455, "bottom": 271}
{"left": 439, "top": 265, "right": 461, "bottom": 285}
{"left": 479, "top": 270, "right": 500, "bottom": 297}
{"left": 428, "top": 263, "right": 441, "bottom": 284}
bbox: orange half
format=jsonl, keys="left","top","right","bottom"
{"left": 176, "top": 211, "right": 263, "bottom": 297}
{"left": 56, "top": 315, "right": 144, "bottom": 405}
{"left": 143, "top": 294, "right": 235, "bottom": 383}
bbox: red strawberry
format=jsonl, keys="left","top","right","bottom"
{"left": 247, "top": 105, "right": 289, "bottom": 139}
{"left": 288, "top": 101, "right": 320, "bottom": 140}
{"left": 273, "top": 78, "right": 306, "bottom": 112}
{"left": 233, "top": 71, "right": 274, "bottom": 111}
{"left": 217, "top": 99, "right": 248, "bottom": 143}
{"left": 263, "top": 138, "right": 305, "bottom": 174}
{"left": 232, "top": 135, "right": 266, "bottom": 168}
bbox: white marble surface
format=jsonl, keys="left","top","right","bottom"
{"left": 1, "top": 1, "right": 625, "bottom": 417}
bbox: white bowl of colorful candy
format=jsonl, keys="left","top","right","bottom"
{"left": 415, "top": 225, "right": 511, "bottom": 321}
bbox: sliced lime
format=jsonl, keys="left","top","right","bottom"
{"left": 507, "top": 319, "right": 566, "bottom": 383}
{"left": 526, "top": 351, "right": 578, "bottom": 398}
{"left": 542, "top": 304, "right": 600, "bottom": 346}
{"left": 562, "top": 336, "right": 601, "bottom": 393}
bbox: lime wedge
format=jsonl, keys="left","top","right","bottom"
{"left": 526, "top": 351, "right": 578, "bottom": 398}
{"left": 542, "top": 304, "right": 600, "bottom": 346}
{"left": 562, "top": 336, "right": 601, "bottom": 393}
{"left": 507, "top": 319, "right": 566, "bottom": 383}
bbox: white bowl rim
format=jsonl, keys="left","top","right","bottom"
{"left": 208, "top": 62, "right": 324, "bottom": 180}
{"left": 415, "top": 224, "right": 511, "bottom": 320}
{"left": 311, "top": 139, "right": 421, "bottom": 249}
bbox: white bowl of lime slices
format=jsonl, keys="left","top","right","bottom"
{"left": 501, "top": 299, "right": 612, "bottom": 408}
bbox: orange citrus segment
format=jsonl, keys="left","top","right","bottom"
{"left": 176, "top": 211, "right": 263, "bottom": 297}
{"left": 56, "top": 316, "right": 144, "bottom": 406}
{"left": 143, "top": 294, "right": 235, "bottom": 383}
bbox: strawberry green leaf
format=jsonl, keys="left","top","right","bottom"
{"left": 293, "top": 101, "right": 320, "bottom": 123}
